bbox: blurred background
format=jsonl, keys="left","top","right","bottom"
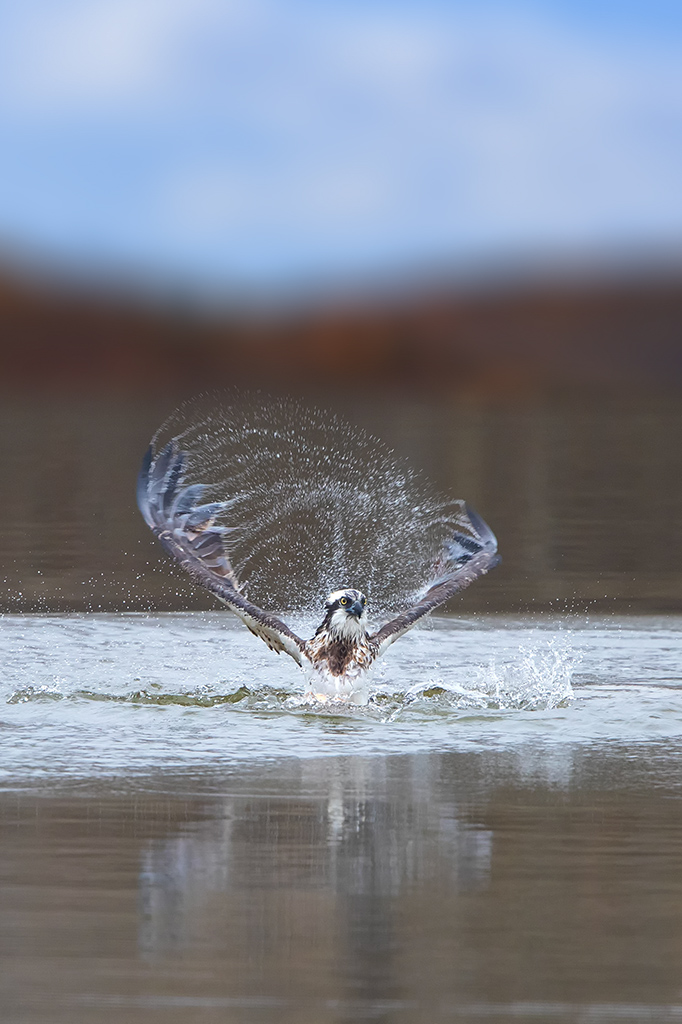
{"left": 0, "top": 0, "right": 681, "bottom": 614}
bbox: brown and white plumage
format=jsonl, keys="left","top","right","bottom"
{"left": 137, "top": 442, "right": 500, "bottom": 695}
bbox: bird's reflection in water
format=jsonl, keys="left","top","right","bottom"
{"left": 137, "top": 756, "right": 492, "bottom": 1007}
{"left": 6, "top": 747, "right": 682, "bottom": 1019}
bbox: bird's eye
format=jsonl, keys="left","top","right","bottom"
{"left": 340, "top": 597, "right": 348, "bottom": 606}
{"left": 361, "top": 597, "right": 366, "bottom": 606}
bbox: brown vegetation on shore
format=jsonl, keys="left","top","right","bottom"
{"left": 1, "top": 266, "right": 680, "bottom": 397}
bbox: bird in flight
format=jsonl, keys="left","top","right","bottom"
{"left": 137, "top": 441, "right": 499, "bottom": 699}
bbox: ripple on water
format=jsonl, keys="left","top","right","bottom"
{"left": 1, "top": 612, "right": 682, "bottom": 783}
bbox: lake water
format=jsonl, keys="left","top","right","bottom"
{"left": 2, "top": 391, "right": 682, "bottom": 1021}
{"left": 2, "top": 611, "right": 682, "bottom": 1023}
{"left": 2, "top": 394, "right": 682, "bottom": 614}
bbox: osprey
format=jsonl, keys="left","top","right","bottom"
{"left": 137, "top": 442, "right": 500, "bottom": 699}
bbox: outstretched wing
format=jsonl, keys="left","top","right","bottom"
{"left": 137, "top": 442, "right": 306, "bottom": 666}
{"left": 370, "top": 504, "right": 500, "bottom": 657}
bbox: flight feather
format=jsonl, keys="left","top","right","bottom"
{"left": 137, "top": 441, "right": 499, "bottom": 689}
{"left": 137, "top": 443, "right": 306, "bottom": 665}
{"left": 369, "top": 503, "right": 500, "bottom": 656}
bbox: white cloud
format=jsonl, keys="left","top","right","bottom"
{"left": 162, "top": 7, "right": 682, "bottom": 240}
{"left": 165, "top": 160, "right": 396, "bottom": 241}
{"left": 0, "top": 0, "right": 680, "bottom": 284}
{"left": 0, "top": 0, "right": 250, "bottom": 111}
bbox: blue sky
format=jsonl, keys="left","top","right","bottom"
{"left": 0, "top": 0, "right": 680, "bottom": 296}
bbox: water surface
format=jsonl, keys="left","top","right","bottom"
{"left": 3, "top": 395, "right": 682, "bottom": 613}
{"left": 2, "top": 610, "right": 673, "bottom": 780}
{"left": 2, "top": 613, "right": 682, "bottom": 1022}
{"left": 2, "top": 391, "right": 682, "bottom": 1023}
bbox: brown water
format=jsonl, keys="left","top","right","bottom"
{"left": 2, "top": 393, "right": 682, "bottom": 1023}
{"left": 3, "top": 744, "right": 682, "bottom": 1023}
{"left": 1, "top": 610, "right": 682, "bottom": 1023}
{"left": 1, "top": 393, "right": 682, "bottom": 612}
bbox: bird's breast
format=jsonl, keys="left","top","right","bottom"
{"left": 304, "top": 632, "right": 376, "bottom": 677}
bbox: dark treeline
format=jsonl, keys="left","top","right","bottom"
{"left": 1, "top": 264, "right": 681, "bottom": 397}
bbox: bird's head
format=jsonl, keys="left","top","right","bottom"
{"left": 322, "top": 588, "right": 368, "bottom": 640}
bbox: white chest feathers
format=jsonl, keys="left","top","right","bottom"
{"left": 304, "top": 629, "right": 376, "bottom": 676}
{"left": 302, "top": 630, "right": 376, "bottom": 703}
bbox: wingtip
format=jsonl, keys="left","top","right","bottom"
{"left": 462, "top": 502, "right": 498, "bottom": 553}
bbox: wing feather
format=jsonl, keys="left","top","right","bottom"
{"left": 137, "top": 443, "right": 306, "bottom": 666}
{"left": 370, "top": 504, "right": 500, "bottom": 657}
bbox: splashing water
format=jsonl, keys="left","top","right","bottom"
{"left": 474, "top": 635, "right": 576, "bottom": 710}
{"left": 151, "top": 393, "right": 464, "bottom": 615}
{"left": 370, "top": 631, "right": 576, "bottom": 719}
{"left": 1, "top": 615, "right": 575, "bottom": 729}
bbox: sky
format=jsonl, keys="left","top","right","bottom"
{"left": 0, "top": 0, "right": 680, "bottom": 296}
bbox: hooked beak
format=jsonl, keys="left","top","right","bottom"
{"left": 349, "top": 600, "right": 364, "bottom": 618}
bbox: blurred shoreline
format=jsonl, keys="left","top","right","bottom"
{"left": 1, "top": 261, "right": 681, "bottom": 399}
